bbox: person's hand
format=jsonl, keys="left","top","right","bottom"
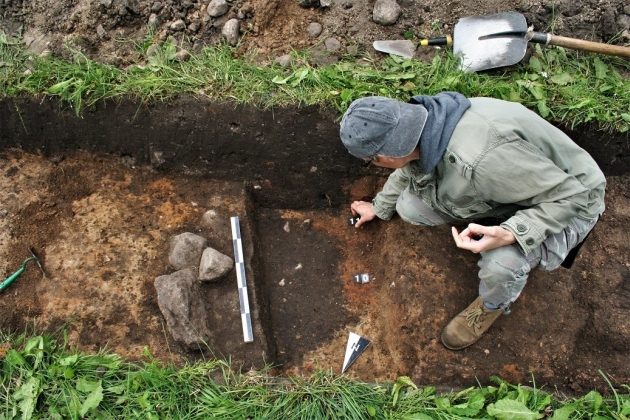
{"left": 350, "top": 201, "right": 376, "bottom": 228}
{"left": 451, "top": 224, "right": 516, "bottom": 254}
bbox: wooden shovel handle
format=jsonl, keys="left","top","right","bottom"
{"left": 530, "top": 31, "right": 630, "bottom": 58}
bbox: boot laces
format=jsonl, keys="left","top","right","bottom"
{"left": 465, "top": 305, "right": 486, "bottom": 329}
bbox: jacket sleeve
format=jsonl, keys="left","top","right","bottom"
{"left": 473, "top": 140, "right": 595, "bottom": 255}
{"left": 372, "top": 166, "right": 412, "bottom": 220}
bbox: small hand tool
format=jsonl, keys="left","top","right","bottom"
{"left": 0, "top": 247, "right": 47, "bottom": 292}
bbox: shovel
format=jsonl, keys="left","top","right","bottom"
{"left": 373, "top": 11, "right": 630, "bottom": 72}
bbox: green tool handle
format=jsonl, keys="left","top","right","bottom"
{"left": 0, "top": 257, "right": 35, "bottom": 292}
{"left": 0, "top": 264, "right": 27, "bottom": 291}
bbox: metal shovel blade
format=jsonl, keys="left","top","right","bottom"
{"left": 373, "top": 40, "right": 416, "bottom": 59}
{"left": 453, "top": 11, "right": 528, "bottom": 72}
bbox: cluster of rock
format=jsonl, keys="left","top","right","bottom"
{"left": 99, "top": 0, "right": 403, "bottom": 63}
{"left": 95, "top": 0, "right": 248, "bottom": 54}
{"left": 273, "top": 0, "right": 402, "bottom": 67}
{"left": 299, "top": 0, "right": 402, "bottom": 26}
{"left": 154, "top": 230, "right": 234, "bottom": 348}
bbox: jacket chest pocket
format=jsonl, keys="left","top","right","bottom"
{"left": 450, "top": 201, "right": 493, "bottom": 219}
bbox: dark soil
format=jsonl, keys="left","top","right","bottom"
{"left": 0, "top": 96, "right": 628, "bottom": 396}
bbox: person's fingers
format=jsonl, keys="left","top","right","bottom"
{"left": 467, "top": 223, "right": 490, "bottom": 236}
{"left": 453, "top": 226, "right": 486, "bottom": 253}
{"left": 451, "top": 227, "right": 462, "bottom": 246}
{"left": 350, "top": 201, "right": 363, "bottom": 216}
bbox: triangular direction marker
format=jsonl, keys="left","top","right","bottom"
{"left": 342, "top": 332, "right": 370, "bottom": 373}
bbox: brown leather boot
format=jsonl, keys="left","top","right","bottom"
{"left": 441, "top": 297, "right": 503, "bottom": 350}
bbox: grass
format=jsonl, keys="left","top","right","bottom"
{"left": 1, "top": 33, "right": 629, "bottom": 132}
{"left": 1, "top": 333, "right": 629, "bottom": 419}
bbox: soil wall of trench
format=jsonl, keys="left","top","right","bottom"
{"left": 1, "top": 96, "right": 362, "bottom": 210}
{"left": 2, "top": 96, "right": 628, "bottom": 186}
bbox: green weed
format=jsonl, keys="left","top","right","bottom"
{"left": 1, "top": 333, "right": 628, "bottom": 419}
{"left": 1, "top": 33, "right": 629, "bottom": 132}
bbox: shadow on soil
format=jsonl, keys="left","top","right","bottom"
{"left": 0, "top": 96, "right": 628, "bottom": 394}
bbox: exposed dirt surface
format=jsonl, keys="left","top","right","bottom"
{"left": 0, "top": 96, "right": 628, "bottom": 395}
{"left": 1, "top": 0, "right": 629, "bottom": 66}
{"left": 0, "top": 150, "right": 271, "bottom": 366}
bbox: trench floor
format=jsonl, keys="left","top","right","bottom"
{"left": 1, "top": 149, "right": 628, "bottom": 394}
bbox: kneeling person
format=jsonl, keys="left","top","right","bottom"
{"left": 340, "top": 92, "right": 605, "bottom": 350}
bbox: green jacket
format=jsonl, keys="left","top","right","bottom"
{"left": 372, "top": 97, "right": 606, "bottom": 255}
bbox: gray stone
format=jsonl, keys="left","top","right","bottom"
{"left": 222, "top": 18, "right": 240, "bottom": 46}
{"left": 188, "top": 21, "right": 201, "bottom": 32}
{"left": 201, "top": 209, "right": 220, "bottom": 227}
{"left": 310, "top": 46, "right": 339, "bottom": 66}
{"left": 320, "top": 0, "right": 332, "bottom": 6}
{"left": 274, "top": 54, "right": 292, "bottom": 67}
{"left": 207, "top": 0, "right": 229, "bottom": 17}
{"left": 346, "top": 44, "right": 359, "bottom": 55}
{"left": 96, "top": 24, "right": 108, "bottom": 39}
{"left": 373, "top": 0, "right": 401, "bottom": 26}
{"left": 175, "top": 49, "right": 191, "bottom": 61}
{"left": 100, "top": 0, "right": 113, "bottom": 7}
{"left": 307, "top": 22, "right": 322, "bottom": 38}
{"left": 146, "top": 43, "right": 160, "bottom": 58}
{"left": 168, "top": 232, "right": 207, "bottom": 270}
{"left": 154, "top": 268, "right": 210, "bottom": 348}
{"left": 148, "top": 13, "right": 159, "bottom": 27}
{"left": 151, "top": 1, "right": 164, "bottom": 12}
{"left": 22, "top": 29, "right": 50, "bottom": 55}
{"left": 170, "top": 19, "right": 187, "bottom": 31}
{"left": 617, "top": 14, "right": 630, "bottom": 29}
{"left": 200, "top": 209, "right": 232, "bottom": 239}
{"left": 198, "top": 247, "right": 233, "bottom": 282}
{"left": 324, "top": 37, "right": 341, "bottom": 52}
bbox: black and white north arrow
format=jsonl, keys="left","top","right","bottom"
{"left": 341, "top": 332, "right": 371, "bottom": 373}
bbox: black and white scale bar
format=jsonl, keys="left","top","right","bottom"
{"left": 231, "top": 216, "right": 253, "bottom": 343}
{"left": 341, "top": 332, "right": 371, "bottom": 373}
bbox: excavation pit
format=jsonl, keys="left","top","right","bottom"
{"left": 0, "top": 96, "right": 628, "bottom": 394}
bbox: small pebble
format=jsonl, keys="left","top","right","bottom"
{"left": 307, "top": 22, "right": 322, "bottom": 38}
